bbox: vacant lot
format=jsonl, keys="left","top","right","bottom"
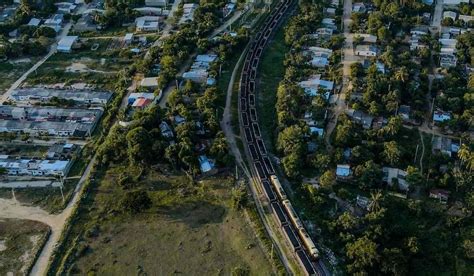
{"left": 0, "top": 219, "right": 50, "bottom": 275}
{"left": 55, "top": 166, "right": 274, "bottom": 275}
{"left": 0, "top": 58, "right": 39, "bottom": 94}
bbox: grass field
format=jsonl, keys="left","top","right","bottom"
{"left": 257, "top": 28, "right": 288, "bottom": 152}
{"left": 0, "top": 58, "right": 40, "bottom": 95}
{"left": 54, "top": 166, "right": 274, "bottom": 275}
{"left": 0, "top": 219, "right": 50, "bottom": 275}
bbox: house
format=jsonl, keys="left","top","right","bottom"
{"left": 179, "top": 3, "right": 198, "bottom": 24}
{"left": 356, "top": 195, "right": 371, "bottom": 211}
{"left": 124, "top": 33, "right": 134, "bottom": 45}
{"left": 223, "top": 3, "right": 236, "bottom": 17}
{"left": 74, "top": 14, "right": 97, "bottom": 32}
{"left": 55, "top": 2, "right": 77, "bottom": 13}
{"left": 0, "top": 6, "right": 17, "bottom": 23}
{"left": 44, "top": 14, "right": 64, "bottom": 32}
{"left": 27, "top": 18, "right": 41, "bottom": 27}
{"left": 0, "top": 157, "right": 72, "bottom": 177}
{"left": 459, "top": 15, "right": 474, "bottom": 24}
{"left": 429, "top": 189, "right": 449, "bottom": 203}
{"left": 132, "top": 98, "right": 152, "bottom": 109}
{"left": 298, "top": 75, "right": 334, "bottom": 99}
{"left": 198, "top": 155, "right": 217, "bottom": 175}
{"left": 159, "top": 121, "right": 174, "bottom": 138}
{"left": 183, "top": 54, "right": 218, "bottom": 83}
{"left": 57, "top": 36, "right": 79, "bottom": 53}
{"left": 432, "top": 136, "right": 459, "bottom": 157}
{"left": 336, "top": 164, "right": 352, "bottom": 179}
{"left": 440, "top": 53, "right": 458, "bottom": 68}
{"left": 145, "top": 0, "right": 167, "bottom": 6}
{"left": 135, "top": 16, "right": 160, "bottom": 32}
{"left": 355, "top": 45, "right": 378, "bottom": 57}
{"left": 134, "top": 7, "right": 163, "bottom": 15}
{"left": 398, "top": 105, "right": 411, "bottom": 121}
{"left": 183, "top": 70, "right": 208, "bottom": 83}
{"left": 433, "top": 109, "right": 451, "bottom": 123}
{"left": 345, "top": 109, "right": 374, "bottom": 129}
{"left": 46, "top": 143, "right": 77, "bottom": 159}
{"left": 322, "top": 18, "right": 337, "bottom": 30}
{"left": 443, "top": 11, "right": 458, "bottom": 21}
{"left": 0, "top": 120, "right": 96, "bottom": 137}
{"left": 382, "top": 167, "right": 409, "bottom": 191}
{"left": 309, "top": 126, "right": 324, "bottom": 137}
{"left": 0, "top": 106, "right": 102, "bottom": 124}
{"left": 325, "top": 7, "right": 336, "bottom": 16}
{"left": 353, "top": 33, "right": 377, "bottom": 43}
{"left": 128, "top": 93, "right": 155, "bottom": 107}
{"left": 352, "top": 2, "right": 366, "bottom": 13}
{"left": 140, "top": 77, "right": 159, "bottom": 89}
{"left": 422, "top": 0, "right": 433, "bottom": 4}
{"left": 443, "top": 0, "right": 469, "bottom": 5}
{"left": 9, "top": 88, "right": 112, "bottom": 105}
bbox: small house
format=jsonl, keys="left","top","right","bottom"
{"left": 336, "top": 164, "right": 352, "bottom": 179}
{"left": 429, "top": 189, "right": 449, "bottom": 204}
{"left": 57, "top": 36, "right": 79, "bottom": 53}
{"left": 382, "top": 167, "right": 409, "bottom": 191}
{"left": 355, "top": 45, "right": 378, "bottom": 57}
{"left": 398, "top": 105, "right": 411, "bottom": 121}
{"left": 433, "top": 109, "right": 451, "bottom": 123}
{"left": 199, "top": 155, "right": 217, "bottom": 175}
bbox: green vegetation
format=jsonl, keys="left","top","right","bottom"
{"left": 258, "top": 28, "right": 288, "bottom": 152}
{"left": 0, "top": 57, "right": 39, "bottom": 94}
{"left": 50, "top": 167, "right": 273, "bottom": 275}
{"left": 0, "top": 219, "right": 50, "bottom": 275}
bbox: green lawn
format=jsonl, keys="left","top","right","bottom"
{"left": 51, "top": 166, "right": 275, "bottom": 275}
{"left": 0, "top": 219, "right": 50, "bottom": 275}
{"left": 257, "top": 28, "right": 288, "bottom": 152}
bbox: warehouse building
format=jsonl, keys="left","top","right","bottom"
{"left": 0, "top": 120, "right": 97, "bottom": 137}
{"left": 0, "top": 106, "right": 102, "bottom": 123}
{"left": 9, "top": 88, "right": 112, "bottom": 105}
{"left": 0, "top": 156, "right": 71, "bottom": 176}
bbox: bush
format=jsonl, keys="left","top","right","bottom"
{"left": 119, "top": 190, "right": 152, "bottom": 213}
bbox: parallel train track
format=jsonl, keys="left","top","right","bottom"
{"left": 238, "top": 1, "right": 329, "bottom": 275}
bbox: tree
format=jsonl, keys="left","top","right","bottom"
{"left": 381, "top": 248, "right": 408, "bottom": 276}
{"left": 319, "top": 170, "right": 336, "bottom": 188}
{"left": 120, "top": 190, "right": 152, "bottom": 213}
{"left": 383, "top": 141, "right": 401, "bottom": 165}
{"left": 355, "top": 160, "right": 382, "bottom": 189}
{"left": 368, "top": 190, "right": 383, "bottom": 212}
{"left": 381, "top": 116, "right": 402, "bottom": 136}
{"left": 126, "top": 127, "right": 152, "bottom": 165}
{"left": 346, "top": 236, "right": 379, "bottom": 273}
{"left": 458, "top": 143, "right": 473, "bottom": 172}
{"left": 282, "top": 152, "right": 302, "bottom": 178}
{"left": 394, "top": 67, "right": 409, "bottom": 83}
{"left": 336, "top": 212, "right": 358, "bottom": 230}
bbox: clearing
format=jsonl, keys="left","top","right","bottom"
{"left": 0, "top": 218, "right": 50, "bottom": 275}
{"left": 51, "top": 166, "right": 274, "bottom": 275}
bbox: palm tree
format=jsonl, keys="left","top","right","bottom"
{"left": 394, "top": 67, "right": 409, "bottom": 83}
{"left": 368, "top": 190, "right": 382, "bottom": 212}
{"left": 383, "top": 141, "right": 401, "bottom": 165}
{"left": 458, "top": 144, "right": 473, "bottom": 172}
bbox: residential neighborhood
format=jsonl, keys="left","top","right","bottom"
{"left": 0, "top": 0, "right": 472, "bottom": 274}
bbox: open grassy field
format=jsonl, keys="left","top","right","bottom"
{"left": 257, "top": 28, "right": 288, "bottom": 152}
{"left": 26, "top": 39, "right": 133, "bottom": 88}
{"left": 0, "top": 219, "right": 50, "bottom": 275}
{"left": 0, "top": 58, "right": 40, "bottom": 94}
{"left": 53, "top": 166, "right": 274, "bottom": 275}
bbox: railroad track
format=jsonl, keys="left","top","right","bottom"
{"left": 237, "top": 1, "right": 329, "bottom": 275}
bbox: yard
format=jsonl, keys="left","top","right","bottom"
{"left": 51, "top": 166, "right": 274, "bottom": 275}
{"left": 0, "top": 219, "right": 50, "bottom": 275}
{"left": 0, "top": 57, "right": 40, "bottom": 95}
{"left": 25, "top": 39, "right": 134, "bottom": 88}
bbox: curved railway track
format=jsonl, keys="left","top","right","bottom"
{"left": 238, "top": 1, "right": 329, "bottom": 275}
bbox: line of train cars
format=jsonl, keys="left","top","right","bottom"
{"left": 238, "top": 0, "right": 326, "bottom": 275}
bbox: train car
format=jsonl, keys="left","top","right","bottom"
{"left": 241, "top": 112, "right": 249, "bottom": 127}
{"left": 282, "top": 200, "right": 304, "bottom": 229}
{"left": 271, "top": 201, "right": 288, "bottom": 226}
{"left": 248, "top": 94, "right": 255, "bottom": 107}
{"left": 298, "top": 228, "right": 319, "bottom": 260}
{"left": 249, "top": 108, "right": 258, "bottom": 122}
{"left": 261, "top": 180, "right": 276, "bottom": 202}
{"left": 254, "top": 161, "right": 266, "bottom": 180}
{"left": 252, "top": 57, "right": 259, "bottom": 68}
{"left": 244, "top": 127, "right": 253, "bottom": 143}
{"left": 248, "top": 144, "right": 259, "bottom": 160}
{"left": 270, "top": 175, "right": 287, "bottom": 200}
{"left": 243, "top": 61, "right": 250, "bottom": 72}
{"left": 282, "top": 224, "right": 301, "bottom": 251}
{"left": 250, "top": 68, "right": 256, "bottom": 80}
{"left": 249, "top": 81, "right": 255, "bottom": 94}
{"left": 240, "top": 98, "right": 247, "bottom": 112}
{"left": 296, "top": 250, "right": 317, "bottom": 276}
{"left": 252, "top": 122, "right": 261, "bottom": 138}
{"left": 263, "top": 156, "right": 275, "bottom": 175}
{"left": 256, "top": 139, "right": 267, "bottom": 156}
{"left": 264, "top": 29, "right": 271, "bottom": 38}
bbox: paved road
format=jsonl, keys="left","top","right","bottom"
{"left": 209, "top": 10, "right": 244, "bottom": 38}
{"left": 431, "top": 0, "right": 443, "bottom": 30}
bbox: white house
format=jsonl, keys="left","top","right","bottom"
{"left": 0, "top": 157, "right": 71, "bottom": 177}
{"left": 27, "top": 18, "right": 41, "bottom": 27}
{"left": 443, "top": 0, "right": 469, "bottom": 5}
{"left": 57, "top": 36, "right": 79, "bottom": 53}
{"left": 179, "top": 3, "right": 198, "bottom": 24}
{"left": 336, "top": 164, "right": 352, "bottom": 179}
{"left": 443, "top": 11, "right": 457, "bottom": 21}
{"left": 44, "top": 14, "right": 64, "bottom": 32}
{"left": 433, "top": 109, "right": 452, "bottom": 123}
{"left": 299, "top": 75, "right": 334, "bottom": 99}
{"left": 135, "top": 16, "right": 160, "bottom": 32}
{"left": 355, "top": 45, "right": 378, "bottom": 57}
{"left": 383, "top": 167, "right": 409, "bottom": 191}
{"left": 459, "top": 15, "right": 474, "bottom": 24}
{"left": 145, "top": 0, "right": 167, "bottom": 6}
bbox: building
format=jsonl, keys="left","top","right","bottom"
{"left": 27, "top": 18, "right": 41, "bottom": 27}
{"left": 135, "top": 16, "right": 160, "bottom": 32}
{"left": 44, "top": 14, "right": 64, "bottom": 32}
{"left": 345, "top": 109, "right": 374, "bottom": 129}
{"left": 46, "top": 143, "right": 77, "bottom": 159}
{"left": 305, "top": 47, "right": 332, "bottom": 68}
{"left": 0, "top": 118, "right": 99, "bottom": 138}
{"left": 183, "top": 70, "right": 208, "bottom": 83}
{"left": 132, "top": 98, "right": 152, "bottom": 109}
{"left": 183, "top": 54, "right": 218, "bottom": 83}
{"left": 0, "top": 106, "right": 102, "bottom": 123}
{"left": 223, "top": 3, "right": 236, "bottom": 17}
{"left": 0, "top": 156, "right": 71, "bottom": 177}
{"left": 74, "top": 14, "right": 97, "bottom": 32}
{"left": 124, "top": 33, "right": 134, "bottom": 45}
{"left": 140, "top": 77, "right": 159, "bottom": 89}
{"left": 356, "top": 195, "right": 371, "bottom": 211}
{"left": 336, "top": 164, "right": 352, "bottom": 179}
{"left": 459, "top": 15, "right": 474, "bottom": 24}
{"left": 9, "top": 88, "right": 112, "bottom": 105}
{"left": 433, "top": 109, "right": 451, "bottom": 123}
{"left": 429, "top": 189, "right": 449, "bottom": 203}
{"left": 128, "top": 93, "right": 155, "bottom": 105}
{"left": 179, "top": 3, "right": 198, "bottom": 24}
{"left": 353, "top": 33, "right": 377, "bottom": 43}
{"left": 57, "top": 36, "right": 79, "bottom": 53}
{"left": 382, "top": 167, "right": 409, "bottom": 191}
{"left": 352, "top": 2, "right": 366, "bottom": 13}
{"left": 443, "top": 0, "right": 469, "bottom": 5}
{"left": 55, "top": 2, "right": 77, "bottom": 13}
{"left": 432, "top": 136, "right": 459, "bottom": 157}
{"left": 443, "top": 11, "right": 457, "bottom": 21}
{"left": 159, "top": 121, "right": 174, "bottom": 138}
{"left": 298, "top": 75, "right": 334, "bottom": 99}
{"left": 198, "top": 155, "right": 217, "bottom": 175}
{"left": 145, "top": 0, "right": 167, "bottom": 6}
{"left": 398, "top": 105, "right": 411, "bottom": 121}
{"left": 355, "top": 45, "right": 378, "bottom": 57}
